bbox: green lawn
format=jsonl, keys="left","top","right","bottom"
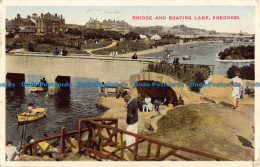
{"left": 92, "top": 41, "right": 151, "bottom": 55}
{"left": 36, "top": 44, "right": 86, "bottom": 54}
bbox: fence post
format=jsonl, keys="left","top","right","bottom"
{"left": 22, "top": 144, "right": 27, "bottom": 154}
{"left": 33, "top": 143, "right": 37, "bottom": 156}
{"left": 61, "top": 127, "right": 66, "bottom": 154}
{"left": 115, "top": 120, "right": 118, "bottom": 143}
{"left": 134, "top": 136, "right": 139, "bottom": 160}
{"left": 78, "top": 119, "right": 82, "bottom": 153}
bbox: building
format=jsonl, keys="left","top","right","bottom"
{"left": 17, "top": 28, "right": 35, "bottom": 37}
{"left": 10, "top": 13, "right": 65, "bottom": 35}
{"left": 139, "top": 34, "right": 148, "bottom": 39}
{"left": 85, "top": 18, "right": 102, "bottom": 29}
{"left": 32, "top": 13, "right": 65, "bottom": 35}
{"left": 102, "top": 19, "right": 131, "bottom": 34}
{"left": 6, "top": 20, "right": 19, "bottom": 35}
{"left": 12, "top": 14, "right": 36, "bottom": 29}
{"left": 102, "top": 19, "right": 117, "bottom": 31}
{"left": 150, "top": 34, "right": 161, "bottom": 41}
{"left": 132, "top": 26, "right": 163, "bottom": 36}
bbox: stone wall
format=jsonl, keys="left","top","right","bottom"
{"left": 130, "top": 72, "right": 200, "bottom": 105}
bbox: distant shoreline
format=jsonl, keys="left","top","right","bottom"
{"left": 118, "top": 40, "right": 224, "bottom": 58}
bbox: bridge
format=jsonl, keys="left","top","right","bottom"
{"left": 6, "top": 53, "right": 160, "bottom": 95}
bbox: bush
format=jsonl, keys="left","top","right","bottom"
{"left": 147, "top": 62, "right": 211, "bottom": 92}
{"left": 218, "top": 45, "right": 254, "bottom": 60}
{"left": 155, "top": 40, "right": 176, "bottom": 46}
{"left": 226, "top": 64, "right": 254, "bottom": 80}
{"left": 66, "top": 28, "right": 82, "bottom": 36}
{"left": 124, "top": 32, "right": 140, "bottom": 40}
{"left": 28, "top": 42, "right": 37, "bottom": 52}
{"left": 83, "top": 29, "right": 123, "bottom": 40}
{"left": 226, "top": 65, "right": 240, "bottom": 78}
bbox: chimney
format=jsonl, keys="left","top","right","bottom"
{"left": 61, "top": 15, "right": 63, "bottom": 19}
{"left": 47, "top": 12, "right": 50, "bottom": 19}
{"left": 41, "top": 13, "right": 43, "bottom": 18}
{"left": 17, "top": 14, "right": 20, "bottom": 19}
{"left": 27, "top": 15, "right": 31, "bottom": 19}
{"left": 32, "top": 13, "right": 38, "bottom": 18}
{"left": 55, "top": 13, "right": 57, "bottom": 17}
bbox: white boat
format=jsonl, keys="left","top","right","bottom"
{"left": 183, "top": 55, "right": 191, "bottom": 60}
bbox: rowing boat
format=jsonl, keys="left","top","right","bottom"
{"left": 29, "top": 87, "right": 47, "bottom": 92}
{"left": 183, "top": 55, "right": 191, "bottom": 60}
{"left": 17, "top": 108, "right": 47, "bottom": 123}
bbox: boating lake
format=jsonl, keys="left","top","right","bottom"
{"left": 6, "top": 42, "right": 254, "bottom": 145}
{"left": 140, "top": 42, "right": 254, "bottom": 75}
{"left": 6, "top": 77, "right": 105, "bottom": 145}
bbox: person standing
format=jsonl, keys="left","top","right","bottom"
{"left": 124, "top": 94, "right": 142, "bottom": 146}
{"left": 143, "top": 95, "right": 152, "bottom": 112}
{"left": 53, "top": 47, "right": 59, "bottom": 56}
{"left": 154, "top": 99, "right": 160, "bottom": 111}
{"left": 62, "top": 48, "right": 68, "bottom": 56}
{"left": 100, "top": 82, "right": 108, "bottom": 97}
{"left": 231, "top": 72, "right": 243, "bottom": 109}
{"left": 26, "top": 135, "right": 34, "bottom": 155}
{"left": 132, "top": 53, "right": 138, "bottom": 59}
{"left": 6, "top": 140, "right": 18, "bottom": 161}
{"left": 116, "top": 85, "right": 123, "bottom": 99}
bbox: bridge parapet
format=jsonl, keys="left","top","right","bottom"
{"left": 6, "top": 53, "right": 160, "bottom": 95}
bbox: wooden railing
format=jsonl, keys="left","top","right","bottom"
{"left": 23, "top": 118, "right": 229, "bottom": 161}
{"left": 78, "top": 118, "right": 229, "bottom": 161}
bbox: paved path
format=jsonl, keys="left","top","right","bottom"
{"left": 201, "top": 75, "right": 254, "bottom": 106}
{"left": 84, "top": 41, "right": 118, "bottom": 55}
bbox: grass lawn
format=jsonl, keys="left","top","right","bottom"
{"left": 92, "top": 41, "right": 151, "bottom": 55}
{"left": 36, "top": 44, "right": 86, "bottom": 54}
{"left": 81, "top": 41, "right": 112, "bottom": 49}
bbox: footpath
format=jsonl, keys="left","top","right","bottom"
{"left": 84, "top": 41, "right": 118, "bottom": 55}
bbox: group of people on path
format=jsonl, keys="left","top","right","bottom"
{"left": 53, "top": 47, "right": 68, "bottom": 56}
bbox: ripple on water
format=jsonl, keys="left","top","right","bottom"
{"left": 6, "top": 77, "right": 105, "bottom": 145}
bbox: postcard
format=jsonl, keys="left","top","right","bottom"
{"left": 0, "top": 0, "right": 259, "bottom": 167}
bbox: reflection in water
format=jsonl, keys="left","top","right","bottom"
{"left": 52, "top": 88, "right": 71, "bottom": 110}
{"left": 6, "top": 76, "right": 105, "bottom": 145}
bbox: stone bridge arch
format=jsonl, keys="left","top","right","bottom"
{"left": 130, "top": 72, "right": 200, "bottom": 105}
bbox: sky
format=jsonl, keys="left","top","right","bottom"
{"left": 6, "top": 6, "right": 255, "bottom": 34}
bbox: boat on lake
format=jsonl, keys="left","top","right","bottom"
{"left": 17, "top": 108, "right": 47, "bottom": 123}
{"left": 183, "top": 55, "right": 191, "bottom": 60}
{"left": 29, "top": 87, "right": 47, "bottom": 92}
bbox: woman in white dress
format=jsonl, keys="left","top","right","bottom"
{"left": 231, "top": 72, "right": 243, "bottom": 109}
{"left": 143, "top": 95, "right": 153, "bottom": 112}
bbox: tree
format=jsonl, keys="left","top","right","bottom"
{"left": 66, "top": 28, "right": 82, "bottom": 36}
{"left": 124, "top": 32, "right": 140, "bottom": 40}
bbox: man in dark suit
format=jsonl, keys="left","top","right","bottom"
{"left": 124, "top": 94, "right": 142, "bottom": 146}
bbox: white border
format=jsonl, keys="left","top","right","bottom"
{"left": 1, "top": 0, "right": 259, "bottom": 167}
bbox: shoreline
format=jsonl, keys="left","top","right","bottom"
{"left": 118, "top": 41, "right": 224, "bottom": 58}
